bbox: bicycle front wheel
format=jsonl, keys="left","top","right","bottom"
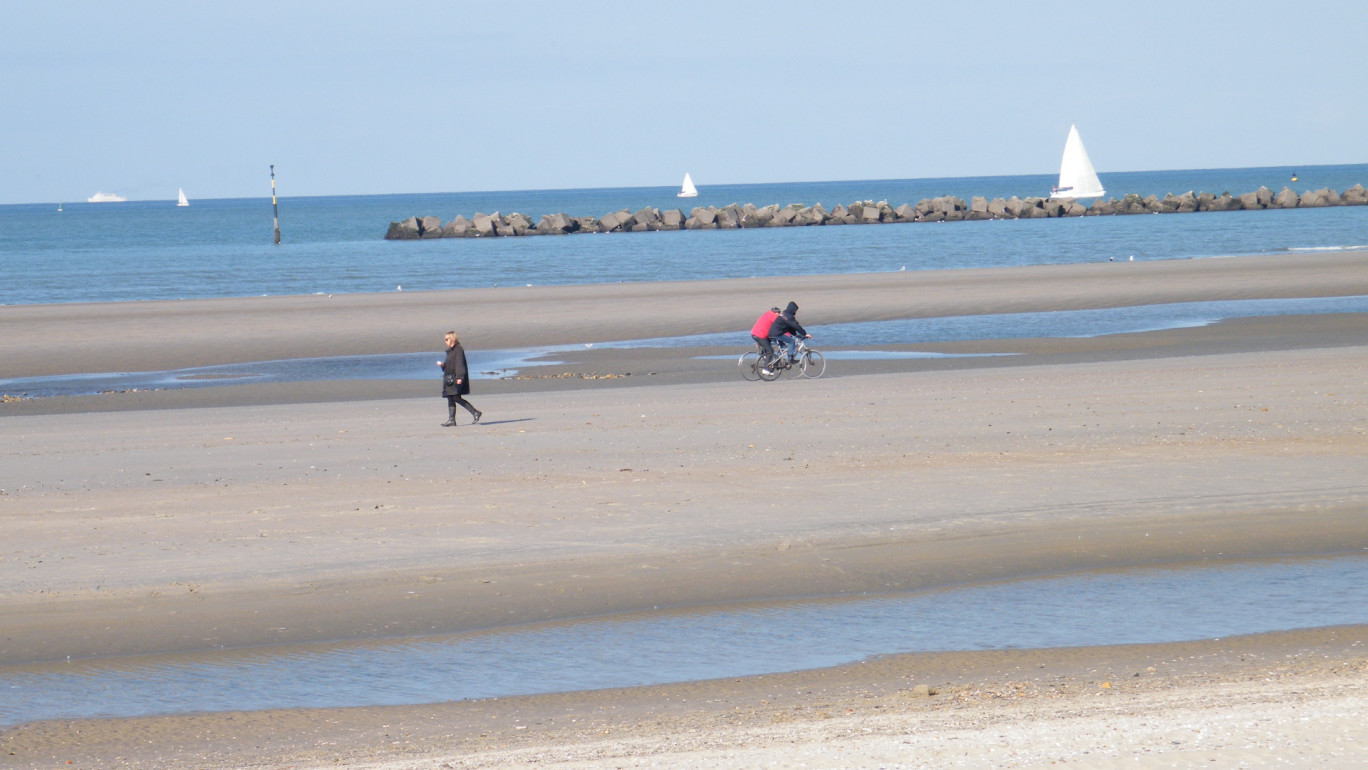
{"left": 800, "top": 350, "right": 826, "bottom": 378}
{"left": 738, "top": 351, "right": 762, "bottom": 381}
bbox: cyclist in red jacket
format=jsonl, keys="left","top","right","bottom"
{"left": 750, "top": 307, "right": 781, "bottom": 373}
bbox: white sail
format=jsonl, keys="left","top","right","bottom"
{"left": 177, "top": 188, "right": 189, "bottom": 207}
{"left": 1050, "top": 125, "right": 1105, "bottom": 200}
{"left": 677, "top": 172, "right": 698, "bottom": 198}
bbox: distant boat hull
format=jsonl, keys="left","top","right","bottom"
{"left": 88, "top": 192, "right": 127, "bottom": 203}
{"left": 1049, "top": 125, "right": 1105, "bottom": 200}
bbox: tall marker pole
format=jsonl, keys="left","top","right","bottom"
{"left": 270, "top": 164, "right": 281, "bottom": 245}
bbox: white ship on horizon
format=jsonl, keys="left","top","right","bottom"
{"left": 87, "top": 192, "right": 128, "bottom": 203}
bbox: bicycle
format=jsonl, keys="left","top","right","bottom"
{"left": 738, "top": 337, "right": 826, "bottom": 381}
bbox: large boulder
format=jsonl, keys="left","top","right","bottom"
{"left": 385, "top": 217, "right": 422, "bottom": 240}
{"left": 598, "top": 209, "right": 631, "bottom": 232}
{"left": 1160, "top": 192, "right": 1198, "bottom": 213}
{"left": 1116, "top": 194, "right": 1162, "bottom": 214}
{"left": 471, "top": 212, "right": 497, "bottom": 237}
{"left": 628, "top": 207, "right": 661, "bottom": 232}
{"left": 1238, "top": 186, "right": 1275, "bottom": 209}
{"left": 685, "top": 207, "right": 718, "bottom": 229}
{"left": 490, "top": 213, "right": 515, "bottom": 237}
{"left": 1272, "top": 187, "right": 1300, "bottom": 209}
{"left": 1085, "top": 197, "right": 1118, "bottom": 215}
{"left": 846, "top": 201, "right": 880, "bottom": 223}
{"left": 1060, "top": 200, "right": 1087, "bottom": 217}
{"left": 741, "top": 203, "right": 775, "bottom": 228}
{"left": 441, "top": 214, "right": 475, "bottom": 238}
{"left": 764, "top": 204, "right": 796, "bottom": 227}
{"left": 1197, "top": 192, "right": 1241, "bottom": 212}
{"left": 500, "top": 212, "right": 533, "bottom": 236}
{"left": 535, "top": 212, "right": 578, "bottom": 235}
{"left": 962, "top": 196, "right": 991, "bottom": 220}
{"left": 1299, "top": 188, "right": 1339, "bottom": 207}
{"left": 1022, "top": 198, "right": 1051, "bottom": 218}
{"left": 659, "top": 208, "right": 685, "bottom": 230}
{"left": 914, "top": 196, "right": 964, "bottom": 222}
{"left": 1039, "top": 199, "right": 1067, "bottom": 218}
{"left": 795, "top": 203, "right": 828, "bottom": 225}
{"left": 418, "top": 215, "right": 443, "bottom": 239}
{"left": 1342, "top": 184, "right": 1368, "bottom": 206}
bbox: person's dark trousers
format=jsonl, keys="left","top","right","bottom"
{"left": 447, "top": 395, "right": 480, "bottom": 423}
{"left": 752, "top": 334, "right": 776, "bottom": 366}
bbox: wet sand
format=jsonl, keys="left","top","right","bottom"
{"left": 2, "top": 252, "right": 1367, "bottom": 767}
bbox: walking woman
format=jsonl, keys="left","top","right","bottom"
{"left": 437, "top": 330, "right": 482, "bottom": 427}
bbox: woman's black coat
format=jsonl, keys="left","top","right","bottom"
{"left": 442, "top": 342, "right": 471, "bottom": 396}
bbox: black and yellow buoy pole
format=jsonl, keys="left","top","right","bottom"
{"left": 270, "top": 164, "right": 281, "bottom": 245}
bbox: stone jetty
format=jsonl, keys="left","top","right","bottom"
{"left": 384, "top": 184, "right": 1367, "bottom": 240}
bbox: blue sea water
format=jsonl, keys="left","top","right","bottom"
{"left": 1, "top": 164, "right": 1365, "bottom": 306}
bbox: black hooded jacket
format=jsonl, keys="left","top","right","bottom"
{"left": 767, "top": 301, "right": 807, "bottom": 338}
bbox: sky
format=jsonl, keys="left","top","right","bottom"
{"left": 2, "top": 1, "right": 1364, "bottom": 204}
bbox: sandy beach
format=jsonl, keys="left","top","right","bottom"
{"left": 2, "top": 252, "right": 1367, "bottom": 768}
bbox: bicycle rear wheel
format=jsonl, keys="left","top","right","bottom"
{"left": 738, "top": 351, "right": 762, "bottom": 381}
{"left": 800, "top": 350, "right": 826, "bottom": 378}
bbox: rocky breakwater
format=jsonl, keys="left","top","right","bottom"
{"left": 384, "top": 184, "right": 1367, "bottom": 240}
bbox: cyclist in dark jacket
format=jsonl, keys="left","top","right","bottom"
{"left": 767, "top": 301, "right": 810, "bottom": 363}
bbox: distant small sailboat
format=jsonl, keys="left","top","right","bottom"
{"left": 177, "top": 188, "right": 189, "bottom": 207}
{"left": 677, "top": 172, "right": 698, "bottom": 198}
{"left": 1049, "top": 124, "right": 1105, "bottom": 200}
{"left": 57, "top": 201, "right": 63, "bottom": 212}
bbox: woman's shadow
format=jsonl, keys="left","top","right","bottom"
{"left": 470, "top": 417, "right": 536, "bottom": 427}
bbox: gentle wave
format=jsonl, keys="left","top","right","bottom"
{"left": 1285, "top": 244, "right": 1368, "bottom": 252}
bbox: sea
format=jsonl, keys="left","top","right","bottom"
{"left": 2, "top": 164, "right": 1367, "bottom": 307}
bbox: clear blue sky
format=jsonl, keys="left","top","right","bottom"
{"left": 3, "top": 1, "right": 1363, "bottom": 204}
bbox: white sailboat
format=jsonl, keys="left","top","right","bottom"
{"left": 177, "top": 188, "right": 189, "bottom": 207}
{"left": 1049, "top": 125, "right": 1105, "bottom": 200}
{"left": 677, "top": 172, "right": 698, "bottom": 198}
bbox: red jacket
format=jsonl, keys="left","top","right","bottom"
{"left": 750, "top": 310, "right": 779, "bottom": 337}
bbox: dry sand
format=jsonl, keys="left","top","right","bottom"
{"left": 2, "top": 252, "right": 1367, "bottom": 768}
